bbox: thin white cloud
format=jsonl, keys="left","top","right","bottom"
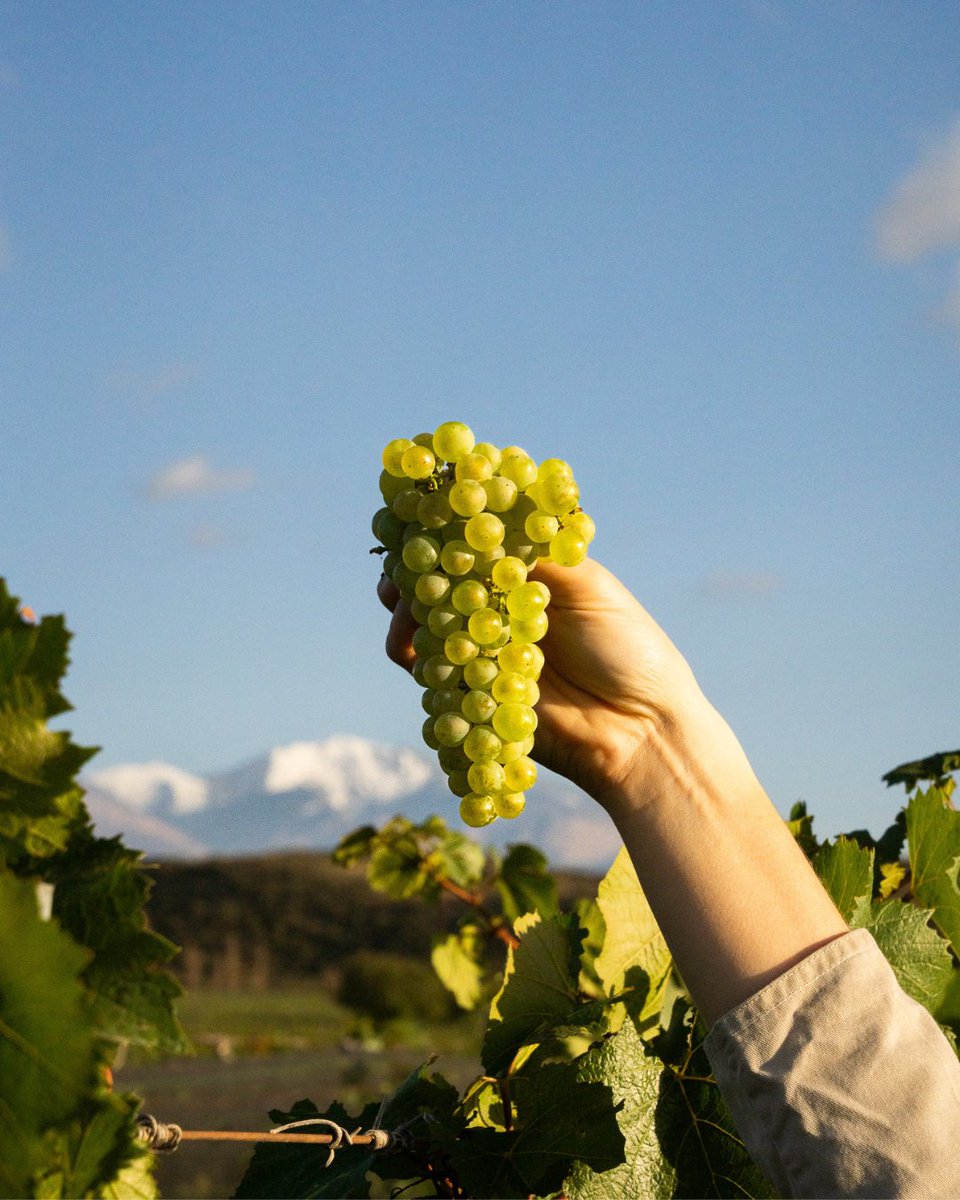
{"left": 147, "top": 454, "right": 256, "bottom": 500}
{"left": 875, "top": 119, "right": 960, "bottom": 263}
{"left": 697, "top": 571, "right": 784, "bottom": 600}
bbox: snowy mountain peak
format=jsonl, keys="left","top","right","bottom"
{"left": 265, "top": 735, "right": 433, "bottom": 812}
{"left": 86, "top": 761, "right": 209, "bottom": 815}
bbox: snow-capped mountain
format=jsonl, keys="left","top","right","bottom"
{"left": 82, "top": 734, "right": 623, "bottom": 870}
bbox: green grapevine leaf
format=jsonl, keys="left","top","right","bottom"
{"left": 495, "top": 843, "right": 557, "bottom": 925}
{"left": 482, "top": 911, "right": 584, "bottom": 1074}
{"left": 367, "top": 839, "right": 433, "bottom": 900}
{"left": 433, "top": 830, "right": 486, "bottom": 890}
{"left": 858, "top": 899, "right": 954, "bottom": 1014}
{"left": 649, "top": 1002, "right": 776, "bottom": 1199}
{"left": 905, "top": 786, "right": 960, "bottom": 957}
{"left": 565, "top": 1019, "right": 674, "bottom": 1199}
{"left": 39, "top": 1093, "right": 154, "bottom": 1200}
{"left": 786, "top": 800, "right": 820, "bottom": 858}
{"left": 813, "top": 837, "right": 874, "bottom": 924}
{"left": 0, "top": 586, "right": 98, "bottom": 867}
{"left": 431, "top": 923, "right": 485, "bottom": 1009}
{"left": 331, "top": 825, "right": 378, "bottom": 866}
{"left": 234, "top": 1065, "right": 464, "bottom": 1200}
{"left": 883, "top": 750, "right": 960, "bottom": 792}
{"left": 451, "top": 1062, "right": 624, "bottom": 1199}
{"left": 575, "top": 896, "right": 606, "bottom": 994}
{"left": 49, "top": 828, "right": 187, "bottom": 1054}
{"left": 593, "top": 846, "right": 671, "bottom": 1024}
{"left": 0, "top": 871, "right": 99, "bottom": 1196}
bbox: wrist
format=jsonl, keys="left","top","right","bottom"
{"left": 597, "top": 689, "right": 763, "bottom": 823}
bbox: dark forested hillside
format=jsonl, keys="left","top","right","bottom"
{"left": 145, "top": 849, "right": 599, "bottom": 990}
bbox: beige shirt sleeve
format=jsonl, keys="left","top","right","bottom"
{"left": 703, "top": 927, "right": 960, "bottom": 1199}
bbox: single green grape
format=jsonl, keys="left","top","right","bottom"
{"left": 440, "top": 539, "right": 476, "bottom": 576}
{"left": 415, "top": 571, "right": 451, "bottom": 606}
{"left": 524, "top": 511, "right": 560, "bottom": 543}
{"left": 455, "top": 451, "right": 494, "bottom": 482}
{"left": 509, "top": 612, "right": 549, "bottom": 643}
{"left": 468, "top": 608, "right": 503, "bottom": 645}
{"left": 564, "top": 510, "right": 595, "bottom": 543}
{"left": 497, "top": 641, "right": 537, "bottom": 676}
{"left": 401, "top": 444, "right": 436, "bottom": 480}
{"left": 433, "top": 421, "right": 475, "bottom": 462}
{"left": 427, "top": 603, "right": 463, "bottom": 638}
{"left": 463, "top": 724, "right": 502, "bottom": 762}
{"left": 412, "top": 625, "right": 444, "bottom": 659}
{"left": 482, "top": 475, "right": 518, "bottom": 513}
{"left": 550, "top": 526, "right": 589, "bottom": 567}
{"left": 449, "top": 479, "right": 487, "bottom": 517}
{"left": 422, "top": 654, "right": 462, "bottom": 689}
{"left": 504, "top": 755, "right": 537, "bottom": 791}
{"left": 382, "top": 438, "right": 413, "bottom": 477}
{"left": 432, "top": 687, "right": 464, "bottom": 716}
{"left": 444, "top": 631, "right": 480, "bottom": 665}
{"left": 493, "top": 792, "right": 526, "bottom": 819}
{"left": 492, "top": 556, "right": 527, "bottom": 591}
{"left": 537, "top": 474, "right": 580, "bottom": 517}
{"left": 499, "top": 450, "right": 537, "bottom": 489}
{"left": 468, "top": 760, "right": 505, "bottom": 795}
{"left": 459, "top": 792, "right": 497, "bottom": 828}
{"left": 402, "top": 535, "right": 441, "bottom": 573}
{"left": 473, "top": 441, "right": 503, "bottom": 470}
{"left": 437, "top": 744, "right": 469, "bottom": 774}
{"left": 461, "top": 688, "right": 498, "bottom": 725}
{"left": 417, "top": 490, "right": 453, "bottom": 529}
{"left": 492, "top": 671, "right": 529, "bottom": 705}
{"left": 463, "top": 655, "right": 499, "bottom": 690}
{"left": 465, "top": 512, "right": 505, "bottom": 552}
{"left": 447, "top": 770, "right": 472, "bottom": 798}
{"left": 451, "top": 579, "right": 489, "bottom": 615}
{"left": 492, "top": 702, "right": 537, "bottom": 742}
{"left": 392, "top": 488, "right": 422, "bottom": 523}
{"left": 506, "top": 581, "right": 550, "bottom": 620}
{"left": 434, "top": 712, "right": 471, "bottom": 747}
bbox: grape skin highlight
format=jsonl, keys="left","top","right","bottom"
{"left": 373, "top": 421, "right": 593, "bottom": 828}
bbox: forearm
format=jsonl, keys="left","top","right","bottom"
{"left": 602, "top": 695, "right": 848, "bottom": 1026}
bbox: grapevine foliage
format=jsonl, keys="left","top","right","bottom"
{"left": 0, "top": 579, "right": 186, "bottom": 1199}
{"left": 235, "top": 764, "right": 960, "bottom": 1200}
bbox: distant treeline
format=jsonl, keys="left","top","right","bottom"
{"left": 145, "top": 849, "right": 598, "bottom": 993}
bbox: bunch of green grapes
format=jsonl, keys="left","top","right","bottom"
{"left": 372, "top": 421, "right": 594, "bottom": 828}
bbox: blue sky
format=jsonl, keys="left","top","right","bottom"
{"left": 2, "top": 1, "right": 958, "bottom": 840}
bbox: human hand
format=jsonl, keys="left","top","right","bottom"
{"left": 378, "top": 557, "right": 709, "bottom": 809}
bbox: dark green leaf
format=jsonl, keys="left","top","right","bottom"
{"left": 883, "top": 751, "right": 960, "bottom": 792}
{"left": 49, "top": 829, "right": 187, "bottom": 1054}
{"left": 482, "top": 912, "right": 584, "bottom": 1074}
{"left": 905, "top": 786, "right": 960, "bottom": 957}
{"left": 495, "top": 843, "right": 558, "bottom": 925}
{"left": 859, "top": 899, "right": 954, "bottom": 1015}
{"left": 813, "top": 838, "right": 874, "bottom": 924}
{"left": 648, "top": 1002, "right": 776, "bottom": 1198}
{"left": 0, "top": 871, "right": 99, "bottom": 1197}
{"left": 452, "top": 1062, "right": 624, "bottom": 1199}
{"left": 331, "top": 825, "right": 378, "bottom": 867}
